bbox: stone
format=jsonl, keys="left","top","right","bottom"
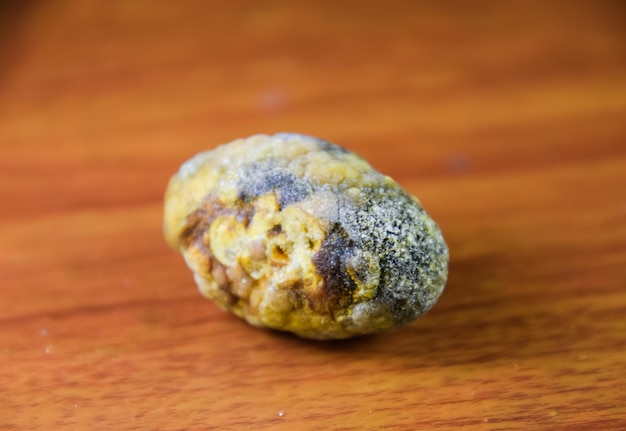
{"left": 163, "top": 133, "right": 448, "bottom": 339}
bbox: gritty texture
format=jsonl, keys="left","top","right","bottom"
{"left": 164, "top": 133, "right": 449, "bottom": 339}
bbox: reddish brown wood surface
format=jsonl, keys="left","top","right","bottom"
{"left": 1, "top": 1, "right": 625, "bottom": 429}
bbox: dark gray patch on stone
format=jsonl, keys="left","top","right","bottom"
{"left": 313, "top": 138, "right": 350, "bottom": 155}
{"left": 272, "top": 132, "right": 349, "bottom": 155}
{"left": 238, "top": 161, "right": 312, "bottom": 207}
{"left": 338, "top": 186, "right": 448, "bottom": 324}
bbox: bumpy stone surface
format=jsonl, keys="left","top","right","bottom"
{"left": 164, "top": 133, "right": 448, "bottom": 339}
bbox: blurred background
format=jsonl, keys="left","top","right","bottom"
{"left": 1, "top": 1, "right": 625, "bottom": 429}
{"left": 1, "top": 0, "right": 624, "bottom": 217}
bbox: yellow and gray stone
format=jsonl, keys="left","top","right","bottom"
{"left": 164, "top": 133, "right": 448, "bottom": 339}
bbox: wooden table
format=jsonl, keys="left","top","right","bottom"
{"left": 2, "top": 1, "right": 625, "bottom": 429}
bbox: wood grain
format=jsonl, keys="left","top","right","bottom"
{"left": 1, "top": 1, "right": 625, "bottom": 429}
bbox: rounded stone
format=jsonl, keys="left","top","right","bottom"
{"left": 164, "top": 133, "right": 448, "bottom": 339}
